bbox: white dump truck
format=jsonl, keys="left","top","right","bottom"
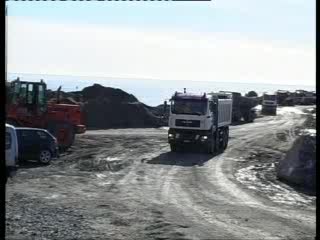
{"left": 167, "top": 90, "right": 232, "bottom": 154}
{"left": 261, "top": 93, "right": 277, "bottom": 115}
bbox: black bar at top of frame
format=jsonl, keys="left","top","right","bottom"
{"left": 6, "top": 0, "right": 212, "bottom": 1}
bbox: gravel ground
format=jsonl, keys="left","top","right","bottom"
{"left": 5, "top": 106, "right": 316, "bottom": 240}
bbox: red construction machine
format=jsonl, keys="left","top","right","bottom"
{"left": 6, "top": 78, "right": 86, "bottom": 150}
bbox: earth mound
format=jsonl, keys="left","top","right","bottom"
{"left": 81, "top": 84, "right": 161, "bottom": 129}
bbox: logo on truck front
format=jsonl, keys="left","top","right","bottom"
{"left": 182, "top": 120, "right": 193, "bottom": 124}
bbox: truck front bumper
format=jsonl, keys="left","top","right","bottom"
{"left": 168, "top": 129, "right": 211, "bottom": 145}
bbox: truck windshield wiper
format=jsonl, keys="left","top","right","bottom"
{"left": 172, "top": 111, "right": 203, "bottom": 115}
{"left": 191, "top": 112, "right": 203, "bottom": 116}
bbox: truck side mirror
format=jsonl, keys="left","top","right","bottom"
{"left": 163, "top": 101, "right": 167, "bottom": 115}
{"left": 209, "top": 102, "right": 215, "bottom": 112}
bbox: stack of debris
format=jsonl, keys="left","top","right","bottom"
{"left": 81, "top": 84, "right": 160, "bottom": 129}
{"left": 46, "top": 84, "right": 161, "bottom": 129}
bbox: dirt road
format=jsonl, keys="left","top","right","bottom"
{"left": 6, "top": 106, "right": 316, "bottom": 240}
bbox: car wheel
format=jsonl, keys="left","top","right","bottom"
{"left": 39, "top": 150, "right": 52, "bottom": 164}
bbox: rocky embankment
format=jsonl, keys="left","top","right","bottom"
{"left": 276, "top": 107, "right": 316, "bottom": 195}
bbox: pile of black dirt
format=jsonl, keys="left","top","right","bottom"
{"left": 80, "top": 84, "right": 160, "bottom": 129}
{"left": 46, "top": 84, "right": 162, "bottom": 129}
{"left": 83, "top": 101, "right": 160, "bottom": 129}
{"left": 81, "top": 84, "right": 138, "bottom": 103}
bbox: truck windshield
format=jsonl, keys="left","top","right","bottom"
{"left": 171, "top": 99, "right": 207, "bottom": 115}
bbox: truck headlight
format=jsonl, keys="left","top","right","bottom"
{"left": 200, "top": 136, "right": 208, "bottom": 141}
{"left": 168, "top": 133, "right": 174, "bottom": 138}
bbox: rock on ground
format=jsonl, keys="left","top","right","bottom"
{"left": 277, "top": 114, "right": 316, "bottom": 194}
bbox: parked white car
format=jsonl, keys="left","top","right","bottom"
{"left": 5, "top": 123, "right": 19, "bottom": 183}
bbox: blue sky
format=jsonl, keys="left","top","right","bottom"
{"left": 7, "top": 1, "right": 315, "bottom": 43}
{"left": 6, "top": 1, "right": 315, "bottom": 85}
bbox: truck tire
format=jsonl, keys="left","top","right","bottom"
{"left": 47, "top": 121, "right": 75, "bottom": 151}
{"left": 170, "top": 143, "right": 177, "bottom": 152}
{"left": 206, "top": 140, "right": 214, "bottom": 154}
{"left": 242, "top": 112, "right": 250, "bottom": 122}
{"left": 248, "top": 111, "right": 255, "bottom": 123}
{"left": 216, "top": 128, "right": 230, "bottom": 153}
{"left": 60, "top": 124, "right": 75, "bottom": 151}
{"left": 223, "top": 128, "right": 229, "bottom": 150}
{"left": 217, "top": 129, "right": 225, "bottom": 152}
{"left": 206, "top": 133, "right": 215, "bottom": 154}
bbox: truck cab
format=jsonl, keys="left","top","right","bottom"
{"left": 5, "top": 123, "right": 19, "bottom": 183}
{"left": 168, "top": 91, "right": 232, "bottom": 154}
{"left": 261, "top": 93, "right": 277, "bottom": 115}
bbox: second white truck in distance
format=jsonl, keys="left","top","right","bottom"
{"left": 261, "top": 93, "right": 277, "bottom": 115}
{"left": 167, "top": 90, "right": 233, "bottom": 154}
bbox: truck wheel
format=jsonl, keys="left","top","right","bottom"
{"left": 60, "top": 125, "right": 75, "bottom": 151}
{"left": 248, "top": 112, "right": 255, "bottom": 122}
{"left": 206, "top": 140, "right": 213, "bottom": 154}
{"left": 47, "top": 121, "right": 75, "bottom": 151}
{"left": 206, "top": 134, "right": 216, "bottom": 154}
{"left": 170, "top": 143, "right": 177, "bottom": 152}
{"left": 218, "top": 129, "right": 226, "bottom": 152}
{"left": 242, "top": 112, "right": 249, "bottom": 122}
{"left": 223, "top": 128, "right": 229, "bottom": 150}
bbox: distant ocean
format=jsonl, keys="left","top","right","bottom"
{"left": 8, "top": 73, "right": 315, "bottom": 107}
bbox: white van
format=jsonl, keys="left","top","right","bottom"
{"left": 5, "top": 123, "right": 19, "bottom": 183}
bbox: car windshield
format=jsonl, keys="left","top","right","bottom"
{"left": 171, "top": 99, "right": 207, "bottom": 115}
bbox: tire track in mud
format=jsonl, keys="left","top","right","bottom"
{"left": 6, "top": 107, "right": 315, "bottom": 240}
{"left": 146, "top": 109, "right": 314, "bottom": 239}
{"left": 91, "top": 140, "right": 193, "bottom": 240}
{"left": 161, "top": 157, "right": 312, "bottom": 240}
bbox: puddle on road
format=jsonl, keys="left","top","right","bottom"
{"left": 235, "top": 163, "right": 315, "bottom": 207}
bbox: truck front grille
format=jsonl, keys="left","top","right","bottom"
{"left": 175, "top": 119, "right": 200, "bottom": 128}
